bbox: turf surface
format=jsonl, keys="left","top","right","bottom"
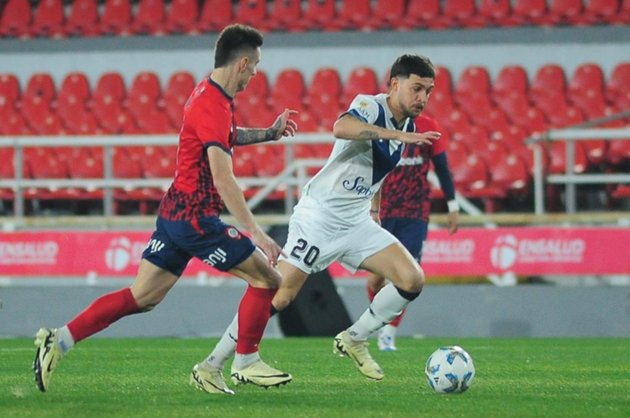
{"left": 2, "top": 337, "right": 629, "bottom": 417}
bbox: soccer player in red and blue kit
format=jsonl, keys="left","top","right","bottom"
{"left": 33, "top": 24, "right": 297, "bottom": 395}
{"left": 367, "top": 114, "right": 460, "bottom": 351}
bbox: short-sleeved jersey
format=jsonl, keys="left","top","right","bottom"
{"left": 158, "top": 78, "right": 236, "bottom": 222}
{"left": 379, "top": 115, "right": 446, "bottom": 221}
{"left": 300, "top": 93, "right": 415, "bottom": 227}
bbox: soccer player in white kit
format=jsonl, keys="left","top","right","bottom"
{"left": 201, "top": 54, "right": 440, "bottom": 387}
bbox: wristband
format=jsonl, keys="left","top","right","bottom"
{"left": 447, "top": 199, "right": 460, "bottom": 213}
{"left": 369, "top": 209, "right": 379, "bottom": 215}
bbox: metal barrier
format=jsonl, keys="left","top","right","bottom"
{"left": 528, "top": 122, "right": 630, "bottom": 214}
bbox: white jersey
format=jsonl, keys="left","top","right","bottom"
{"left": 300, "top": 93, "right": 416, "bottom": 226}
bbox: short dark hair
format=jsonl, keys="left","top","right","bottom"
{"left": 214, "top": 24, "right": 264, "bottom": 69}
{"left": 389, "top": 54, "right": 435, "bottom": 81}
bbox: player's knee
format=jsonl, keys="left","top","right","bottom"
{"left": 272, "top": 289, "right": 297, "bottom": 311}
{"left": 396, "top": 267, "right": 425, "bottom": 293}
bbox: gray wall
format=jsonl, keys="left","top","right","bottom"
{"left": 2, "top": 280, "right": 628, "bottom": 338}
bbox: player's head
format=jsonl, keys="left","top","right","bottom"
{"left": 388, "top": 54, "right": 435, "bottom": 119}
{"left": 214, "top": 24, "right": 263, "bottom": 92}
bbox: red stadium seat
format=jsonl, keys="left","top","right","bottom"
{"left": 142, "top": 154, "right": 176, "bottom": 178}
{"left": 269, "top": 0, "right": 308, "bottom": 32}
{"left": 455, "top": 66, "right": 492, "bottom": 102}
{"left": 567, "top": 63, "right": 606, "bottom": 112}
{"left": 94, "top": 72, "right": 127, "bottom": 102}
{"left": 476, "top": 139, "right": 510, "bottom": 166}
{"left": 547, "top": 0, "right": 584, "bottom": 25}
{"left": 233, "top": 153, "right": 256, "bottom": 177}
{"left": 341, "top": 67, "right": 378, "bottom": 107}
{"left": 441, "top": 0, "right": 485, "bottom": 28}
{"left": 491, "top": 154, "right": 531, "bottom": 193}
{"left": 578, "top": 0, "right": 620, "bottom": 24}
{"left": 135, "top": 109, "right": 174, "bottom": 133}
{"left": 244, "top": 70, "right": 270, "bottom": 99}
{"left": 400, "top": 0, "right": 447, "bottom": 30}
{"left": 433, "top": 65, "right": 454, "bottom": 98}
{"left": 457, "top": 93, "right": 494, "bottom": 120}
{"left": 65, "top": 0, "right": 100, "bottom": 37}
{"left": 302, "top": 0, "right": 340, "bottom": 31}
{"left": 307, "top": 67, "right": 343, "bottom": 122}
{"left": 451, "top": 154, "right": 504, "bottom": 212}
{"left": 370, "top": 0, "right": 406, "bottom": 30}
{"left": 127, "top": 72, "right": 163, "bottom": 120}
{"left": 20, "top": 96, "right": 56, "bottom": 132}
{"left": 472, "top": 106, "right": 511, "bottom": 132}
{"left": 165, "top": 71, "right": 195, "bottom": 99}
{"left": 0, "top": 108, "right": 30, "bottom": 135}
{"left": 492, "top": 65, "right": 529, "bottom": 103}
{"left": 546, "top": 104, "right": 584, "bottom": 128}
{"left": 336, "top": 0, "right": 372, "bottom": 30}
{"left": 164, "top": 71, "right": 195, "bottom": 127}
{"left": 0, "top": 73, "right": 20, "bottom": 113}
{"left": 606, "top": 62, "right": 630, "bottom": 106}
{"left": 28, "top": 154, "right": 69, "bottom": 179}
{"left": 63, "top": 109, "right": 99, "bottom": 135}
{"left": 132, "top": 0, "right": 166, "bottom": 35}
{"left": 491, "top": 125, "right": 528, "bottom": 154}
{"left": 511, "top": 0, "right": 554, "bottom": 25}
{"left": 59, "top": 72, "right": 91, "bottom": 103}
{"left": 165, "top": 0, "right": 199, "bottom": 34}
{"left": 197, "top": 0, "right": 233, "bottom": 32}
{"left": 252, "top": 145, "right": 285, "bottom": 176}
{"left": 100, "top": 0, "right": 133, "bottom": 36}
{"left": 546, "top": 141, "right": 589, "bottom": 174}
{"left": 531, "top": 64, "right": 568, "bottom": 97}
{"left": 270, "top": 69, "right": 305, "bottom": 113}
{"left": 606, "top": 138, "right": 630, "bottom": 166}
{"left": 477, "top": 0, "right": 515, "bottom": 27}
{"left": 496, "top": 91, "right": 530, "bottom": 119}
{"left": 235, "top": 0, "right": 270, "bottom": 30}
{"left": 0, "top": 0, "right": 32, "bottom": 38}
{"left": 439, "top": 109, "right": 475, "bottom": 138}
{"left": 294, "top": 110, "right": 320, "bottom": 133}
{"left": 31, "top": 0, "right": 65, "bottom": 38}
{"left": 24, "top": 73, "right": 56, "bottom": 102}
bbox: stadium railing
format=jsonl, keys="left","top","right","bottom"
{"left": 527, "top": 110, "right": 630, "bottom": 214}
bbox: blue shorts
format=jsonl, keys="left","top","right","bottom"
{"left": 380, "top": 217, "right": 428, "bottom": 262}
{"left": 142, "top": 216, "right": 256, "bottom": 276}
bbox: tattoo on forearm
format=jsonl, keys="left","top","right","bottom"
{"left": 236, "top": 128, "right": 275, "bottom": 145}
{"left": 358, "top": 130, "right": 380, "bottom": 140}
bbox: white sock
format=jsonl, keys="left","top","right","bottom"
{"left": 205, "top": 314, "right": 238, "bottom": 369}
{"left": 57, "top": 326, "right": 75, "bottom": 355}
{"left": 348, "top": 283, "right": 411, "bottom": 341}
{"left": 232, "top": 352, "right": 260, "bottom": 370}
{"left": 379, "top": 324, "right": 397, "bottom": 339}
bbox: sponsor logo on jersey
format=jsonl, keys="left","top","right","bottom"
{"left": 203, "top": 248, "right": 227, "bottom": 267}
{"left": 398, "top": 156, "right": 425, "bottom": 166}
{"left": 342, "top": 176, "right": 374, "bottom": 198}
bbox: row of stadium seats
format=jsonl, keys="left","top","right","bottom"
{"left": 1, "top": 62, "right": 629, "bottom": 213}
{"left": 1, "top": 0, "right": 629, "bottom": 39}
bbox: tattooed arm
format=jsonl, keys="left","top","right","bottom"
{"left": 235, "top": 109, "right": 298, "bottom": 146}
{"left": 235, "top": 127, "right": 275, "bottom": 145}
{"left": 333, "top": 114, "right": 439, "bottom": 145}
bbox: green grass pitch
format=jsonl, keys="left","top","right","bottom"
{"left": 1, "top": 337, "right": 629, "bottom": 417}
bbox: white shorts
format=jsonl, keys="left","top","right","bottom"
{"left": 280, "top": 198, "right": 399, "bottom": 274}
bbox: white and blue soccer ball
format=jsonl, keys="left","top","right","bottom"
{"left": 424, "top": 345, "right": 475, "bottom": 394}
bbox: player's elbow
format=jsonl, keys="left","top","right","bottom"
{"left": 332, "top": 118, "right": 349, "bottom": 139}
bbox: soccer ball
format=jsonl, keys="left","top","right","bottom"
{"left": 424, "top": 346, "right": 475, "bottom": 394}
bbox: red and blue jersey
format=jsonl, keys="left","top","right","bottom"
{"left": 158, "top": 78, "right": 236, "bottom": 222}
{"left": 379, "top": 115, "right": 447, "bottom": 222}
